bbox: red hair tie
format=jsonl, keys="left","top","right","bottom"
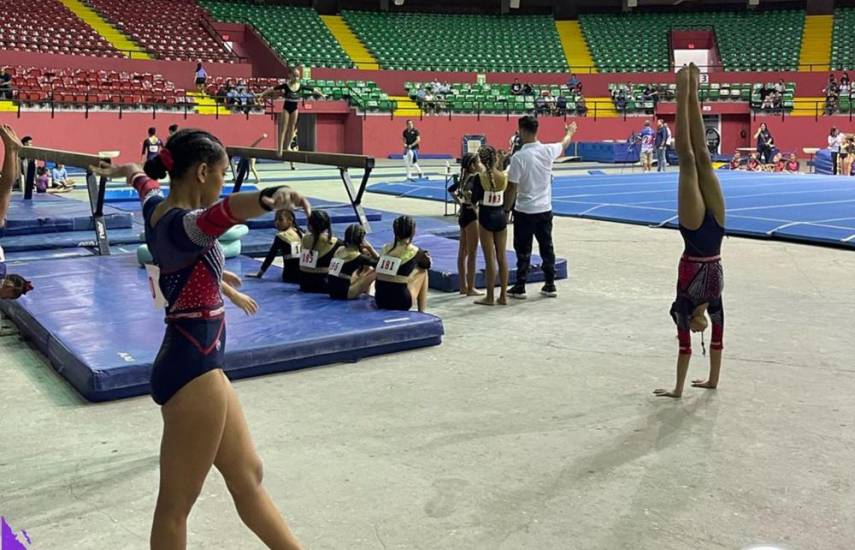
{"left": 159, "top": 149, "right": 174, "bottom": 171}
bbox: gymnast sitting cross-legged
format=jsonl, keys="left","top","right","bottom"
{"left": 93, "top": 128, "right": 308, "bottom": 549}
{"left": 327, "top": 223, "right": 379, "bottom": 300}
{"left": 250, "top": 208, "right": 304, "bottom": 283}
{"left": 654, "top": 64, "right": 726, "bottom": 399}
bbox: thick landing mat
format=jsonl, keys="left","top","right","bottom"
{"left": 3, "top": 195, "right": 134, "bottom": 236}
{"left": 0, "top": 255, "right": 444, "bottom": 402}
{"left": 369, "top": 172, "right": 855, "bottom": 249}
{"left": 0, "top": 224, "right": 144, "bottom": 252}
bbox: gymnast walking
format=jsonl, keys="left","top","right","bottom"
{"left": 260, "top": 65, "right": 324, "bottom": 156}
{"left": 472, "top": 145, "right": 511, "bottom": 306}
{"left": 447, "top": 153, "right": 482, "bottom": 296}
{"left": 251, "top": 209, "right": 303, "bottom": 283}
{"left": 654, "top": 64, "right": 726, "bottom": 399}
{"left": 93, "top": 129, "right": 308, "bottom": 549}
{"left": 327, "top": 224, "right": 379, "bottom": 300}
{"left": 0, "top": 124, "right": 33, "bottom": 300}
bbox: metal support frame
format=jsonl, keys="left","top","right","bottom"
{"left": 225, "top": 146, "right": 376, "bottom": 233}
{"left": 18, "top": 146, "right": 114, "bottom": 255}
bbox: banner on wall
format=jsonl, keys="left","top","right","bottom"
{"left": 476, "top": 74, "right": 487, "bottom": 85}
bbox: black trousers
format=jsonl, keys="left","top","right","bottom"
{"left": 513, "top": 210, "right": 556, "bottom": 285}
{"left": 758, "top": 146, "right": 773, "bottom": 164}
{"left": 831, "top": 151, "right": 839, "bottom": 175}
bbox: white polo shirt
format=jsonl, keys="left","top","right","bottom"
{"left": 507, "top": 141, "right": 564, "bottom": 214}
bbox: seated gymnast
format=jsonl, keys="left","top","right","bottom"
{"left": 0, "top": 124, "right": 33, "bottom": 300}
{"left": 655, "top": 64, "right": 726, "bottom": 399}
{"left": 298, "top": 210, "right": 342, "bottom": 293}
{"left": 92, "top": 128, "right": 307, "bottom": 548}
{"left": 374, "top": 215, "right": 431, "bottom": 312}
{"left": 250, "top": 209, "right": 303, "bottom": 283}
{"left": 327, "top": 224, "right": 379, "bottom": 300}
{"left": 447, "top": 152, "right": 482, "bottom": 296}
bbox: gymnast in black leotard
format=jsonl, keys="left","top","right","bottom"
{"left": 251, "top": 209, "right": 303, "bottom": 283}
{"left": 472, "top": 145, "right": 512, "bottom": 307}
{"left": 654, "top": 64, "right": 726, "bottom": 399}
{"left": 260, "top": 64, "right": 325, "bottom": 156}
{"left": 375, "top": 215, "right": 431, "bottom": 312}
{"left": 447, "top": 153, "right": 482, "bottom": 296}
{"left": 327, "top": 224, "right": 379, "bottom": 300}
{"left": 299, "top": 209, "right": 342, "bottom": 293}
{"left": 94, "top": 129, "right": 307, "bottom": 549}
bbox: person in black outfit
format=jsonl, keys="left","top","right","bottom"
{"left": 403, "top": 120, "right": 425, "bottom": 180}
{"left": 250, "top": 209, "right": 303, "bottom": 283}
{"left": 753, "top": 123, "right": 774, "bottom": 164}
{"left": 447, "top": 153, "right": 482, "bottom": 296}
{"left": 260, "top": 65, "right": 324, "bottom": 156}
{"left": 0, "top": 68, "right": 12, "bottom": 100}
{"left": 510, "top": 78, "right": 523, "bottom": 96}
{"left": 327, "top": 224, "right": 379, "bottom": 300}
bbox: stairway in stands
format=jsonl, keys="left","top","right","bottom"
{"left": 57, "top": 0, "right": 151, "bottom": 59}
{"left": 320, "top": 15, "right": 380, "bottom": 70}
{"left": 186, "top": 92, "right": 230, "bottom": 116}
{"left": 389, "top": 96, "right": 422, "bottom": 118}
{"left": 799, "top": 15, "right": 833, "bottom": 71}
{"left": 0, "top": 101, "right": 17, "bottom": 112}
{"left": 555, "top": 20, "right": 597, "bottom": 73}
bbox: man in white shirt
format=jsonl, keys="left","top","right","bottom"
{"left": 507, "top": 116, "right": 577, "bottom": 298}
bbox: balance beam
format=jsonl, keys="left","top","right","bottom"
{"left": 226, "top": 146, "right": 377, "bottom": 232}
{"left": 18, "top": 146, "right": 112, "bottom": 255}
{"left": 19, "top": 146, "right": 113, "bottom": 170}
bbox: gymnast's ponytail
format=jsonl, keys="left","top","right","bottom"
{"left": 478, "top": 145, "right": 497, "bottom": 191}
{"left": 344, "top": 224, "right": 366, "bottom": 248}
{"left": 144, "top": 128, "right": 226, "bottom": 181}
{"left": 392, "top": 215, "right": 416, "bottom": 249}
{"left": 307, "top": 210, "right": 331, "bottom": 251}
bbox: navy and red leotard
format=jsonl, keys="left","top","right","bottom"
{"left": 671, "top": 211, "right": 725, "bottom": 355}
{"left": 133, "top": 175, "right": 241, "bottom": 405}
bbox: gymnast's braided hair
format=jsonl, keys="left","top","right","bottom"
{"left": 392, "top": 215, "right": 416, "bottom": 249}
{"left": 478, "top": 145, "right": 498, "bottom": 191}
{"left": 276, "top": 209, "right": 303, "bottom": 237}
{"left": 344, "top": 224, "right": 366, "bottom": 248}
{"left": 307, "top": 210, "right": 331, "bottom": 251}
{"left": 144, "top": 128, "right": 226, "bottom": 181}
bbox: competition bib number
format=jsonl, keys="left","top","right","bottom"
{"left": 483, "top": 190, "right": 504, "bottom": 207}
{"left": 286, "top": 241, "right": 302, "bottom": 259}
{"left": 148, "top": 144, "right": 160, "bottom": 153}
{"left": 145, "top": 264, "right": 168, "bottom": 309}
{"left": 328, "top": 257, "right": 345, "bottom": 277}
{"left": 300, "top": 249, "right": 318, "bottom": 268}
{"left": 376, "top": 255, "right": 402, "bottom": 277}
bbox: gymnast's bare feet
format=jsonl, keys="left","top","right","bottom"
{"left": 653, "top": 388, "right": 682, "bottom": 399}
{"left": 474, "top": 297, "right": 494, "bottom": 306}
{"left": 466, "top": 289, "right": 484, "bottom": 297}
{"left": 691, "top": 379, "right": 717, "bottom": 389}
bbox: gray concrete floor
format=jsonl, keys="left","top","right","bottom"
{"left": 1, "top": 161, "right": 853, "bottom": 549}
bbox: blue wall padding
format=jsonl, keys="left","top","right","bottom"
{"left": 0, "top": 255, "right": 444, "bottom": 402}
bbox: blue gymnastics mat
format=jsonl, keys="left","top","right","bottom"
{"left": 0, "top": 254, "right": 444, "bottom": 402}
{"left": 369, "top": 172, "right": 855, "bottom": 248}
{"left": 3, "top": 195, "right": 134, "bottom": 236}
{"left": 0, "top": 224, "right": 144, "bottom": 252}
{"left": 101, "top": 184, "right": 258, "bottom": 202}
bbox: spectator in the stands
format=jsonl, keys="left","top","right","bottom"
{"left": 828, "top": 127, "right": 842, "bottom": 175}
{"left": 522, "top": 82, "right": 534, "bottom": 96}
{"left": 168, "top": 124, "right": 178, "bottom": 137}
{"left": 825, "top": 74, "right": 840, "bottom": 115}
{"left": 840, "top": 76, "right": 850, "bottom": 96}
{"left": 194, "top": 62, "right": 207, "bottom": 93}
{"left": 534, "top": 94, "right": 547, "bottom": 115}
{"left": 555, "top": 94, "right": 567, "bottom": 116}
{"left": 542, "top": 90, "right": 556, "bottom": 115}
{"left": 615, "top": 89, "right": 627, "bottom": 112}
{"left": 50, "top": 162, "right": 76, "bottom": 191}
{"left": 576, "top": 96, "right": 588, "bottom": 117}
{"left": 218, "top": 79, "right": 235, "bottom": 106}
{"left": 510, "top": 78, "right": 523, "bottom": 96}
{"left": 785, "top": 153, "right": 800, "bottom": 174}
{"left": 423, "top": 90, "right": 436, "bottom": 114}
{"left": 567, "top": 73, "right": 580, "bottom": 91}
{"left": 0, "top": 67, "right": 12, "bottom": 100}
{"left": 729, "top": 151, "right": 743, "bottom": 170}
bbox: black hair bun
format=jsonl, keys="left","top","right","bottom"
{"left": 144, "top": 155, "right": 168, "bottom": 180}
